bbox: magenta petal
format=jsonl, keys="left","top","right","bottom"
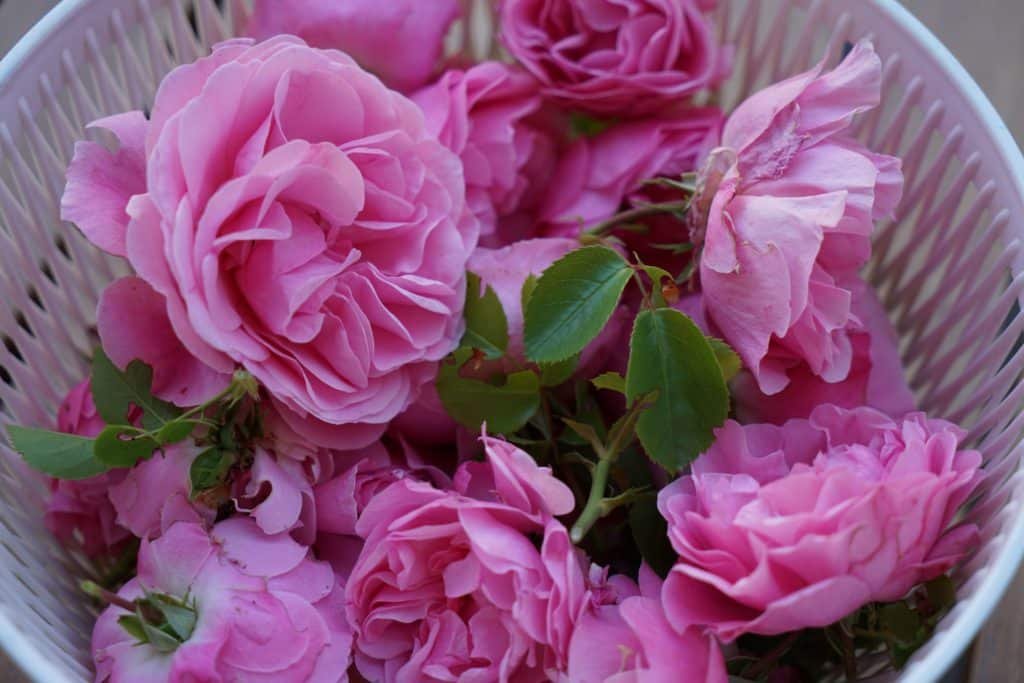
{"left": 61, "top": 111, "right": 148, "bottom": 256}
{"left": 236, "top": 449, "right": 310, "bottom": 536}
{"left": 212, "top": 516, "right": 309, "bottom": 577}
{"left": 97, "top": 277, "right": 231, "bottom": 406}
{"left": 248, "top": 0, "right": 461, "bottom": 92}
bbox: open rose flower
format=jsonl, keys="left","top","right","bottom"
{"left": 62, "top": 36, "right": 477, "bottom": 448}
{"left": 538, "top": 109, "right": 722, "bottom": 241}
{"left": 414, "top": 62, "right": 559, "bottom": 247}
{"left": 695, "top": 41, "right": 903, "bottom": 396}
{"left": 313, "top": 438, "right": 457, "bottom": 579}
{"left": 92, "top": 519, "right": 352, "bottom": 682}
{"left": 44, "top": 380, "right": 132, "bottom": 556}
{"left": 732, "top": 278, "right": 916, "bottom": 423}
{"left": 568, "top": 566, "right": 727, "bottom": 683}
{"left": 658, "top": 405, "right": 982, "bottom": 641}
{"left": 346, "top": 432, "right": 587, "bottom": 681}
{"left": 248, "top": 0, "right": 461, "bottom": 91}
{"left": 501, "top": 0, "right": 729, "bottom": 116}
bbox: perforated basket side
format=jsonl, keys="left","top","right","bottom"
{"left": 0, "top": 1, "right": 1022, "bottom": 682}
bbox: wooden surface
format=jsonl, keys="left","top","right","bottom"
{"left": 0, "top": 1, "right": 1023, "bottom": 682}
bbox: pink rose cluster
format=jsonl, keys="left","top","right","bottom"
{"left": 35, "top": 1, "right": 989, "bottom": 681}
{"left": 658, "top": 406, "right": 982, "bottom": 641}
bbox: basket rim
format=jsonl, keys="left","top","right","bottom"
{"left": 1, "top": 1, "right": 1024, "bottom": 681}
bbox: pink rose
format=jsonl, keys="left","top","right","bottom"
{"left": 313, "top": 439, "right": 457, "bottom": 580}
{"left": 658, "top": 405, "right": 982, "bottom": 641}
{"left": 346, "top": 433, "right": 586, "bottom": 681}
{"left": 732, "top": 279, "right": 916, "bottom": 423}
{"left": 538, "top": 110, "right": 723, "bottom": 240}
{"left": 414, "top": 62, "right": 559, "bottom": 247}
{"left": 63, "top": 37, "right": 477, "bottom": 448}
{"left": 92, "top": 519, "right": 352, "bottom": 682}
{"left": 501, "top": 0, "right": 729, "bottom": 116}
{"left": 696, "top": 41, "right": 903, "bottom": 396}
{"left": 108, "top": 443, "right": 211, "bottom": 540}
{"left": 45, "top": 381, "right": 132, "bottom": 556}
{"left": 248, "top": 0, "right": 461, "bottom": 91}
{"left": 568, "top": 566, "right": 727, "bottom": 683}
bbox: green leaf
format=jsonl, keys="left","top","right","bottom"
{"left": 626, "top": 308, "right": 729, "bottom": 470}
{"left": 629, "top": 494, "right": 676, "bottom": 577}
{"left": 461, "top": 272, "right": 508, "bottom": 360}
{"left": 708, "top": 338, "right": 743, "bottom": 382}
{"left": 94, "top": 425, "right": 159, "bottom": 468}
{"left": 591, "top": 371, "right": 626, "bottom": 395}
{"left": 925, "top": 576, "right": 956, "bottom": 612}
{"left": 524, "top": 246, "right": 632, "bottom": 363}
{"left": 117, "top": 615, "right": 148, "bottom": 644}
{"left": 562, "top": 419, "right": 604, "bottom": 454}
{"left": 436, "top": 348, "right": 541, "bottom": 433}
{"left": 156, "top": 420, "right": 195, "bottom": 446}
{"left": 879, "top": 603, "right": 921, "bottom": 644}
{"left": 149, "top": 595, "right": 196, "bottom": 641}
{"left": 140, "top": 612, "right": 181, "bottom": 653}
{"left": 520, "top": 274, "right": 539, "bottom": 314}
{"left": 6, "top": 426, "right": 107, "bottom": 480}
{"left": 638, "top": 264, "right": 674, "bottom": 286}
{"left": 539, "top": 355, "right": 579, "bottom": 387}
{"left": 91, "top": 350, "right": 181, "bottom": 428}
{"left": 189, "top": 448, "right": 235, "bottom": 497}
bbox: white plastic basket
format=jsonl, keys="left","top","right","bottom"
{"left": 0, "top": 0, "right": 1023, "bottom": 681}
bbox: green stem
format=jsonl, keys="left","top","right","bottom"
{"left": 81, "top": 580, "right": 135, "bottom": 613}
{"left": 570, "top": 457, "right": 613, "bottom": 544}
{"left": 178, "top": 388, "right": 232, "bottom": 420}
{"left": 584, "top": 200, "right": 692, "bottom": 238}
{"left": 630, "top": 268, "right": 655, "bottom": 311}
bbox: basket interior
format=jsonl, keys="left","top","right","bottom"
{"left": 0, "top": 0, "right": 1022, "bottom": 680}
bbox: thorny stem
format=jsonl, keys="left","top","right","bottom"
{"left": 630, "top": 268, "right": 655, "bottom": 310}
{"left": 569, "top": 393, "right": 654, "bottom": 544}
{"left": 583, "top": 200, "right": 693, "bottom": 238}
{"left": 570, "top": 457, "right": 612, "bottom": 544}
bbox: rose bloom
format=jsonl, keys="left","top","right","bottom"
{"left": 248, "top": 0, "right": 461, "bottom": 91}
{"left": 44, "top": 380, "right": 132, "bottom": 556}
{"left": 62, "top": 37, "right": 477, "bottom": 448}
{"left": 414, "top": 62, "right": 559, "bottom": 247}
{"left": 500, "top": 0, "right": 729, "bottom": 116}
{"left": 314, "top": 437, "right": 458, "bottom": 580}
{"left": 731, "top": 279, "right": 916, "bottom": 423}
{"left": 537, "top": 109, "right": 722, "bottom": 241}
{"left": 346, "top": 432, "right": 588, "bottom": 682}
{"left": 92, "top": 519, "right": 352, "bottom": 682}
{"left": 695, "top": 41, "right": 903, "bottom": 397}
{"left": 658, "top": 405, "right": 982, "bottom": 641}
{"left": 568, "top": 566, "right": 726, "bottom": 683}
